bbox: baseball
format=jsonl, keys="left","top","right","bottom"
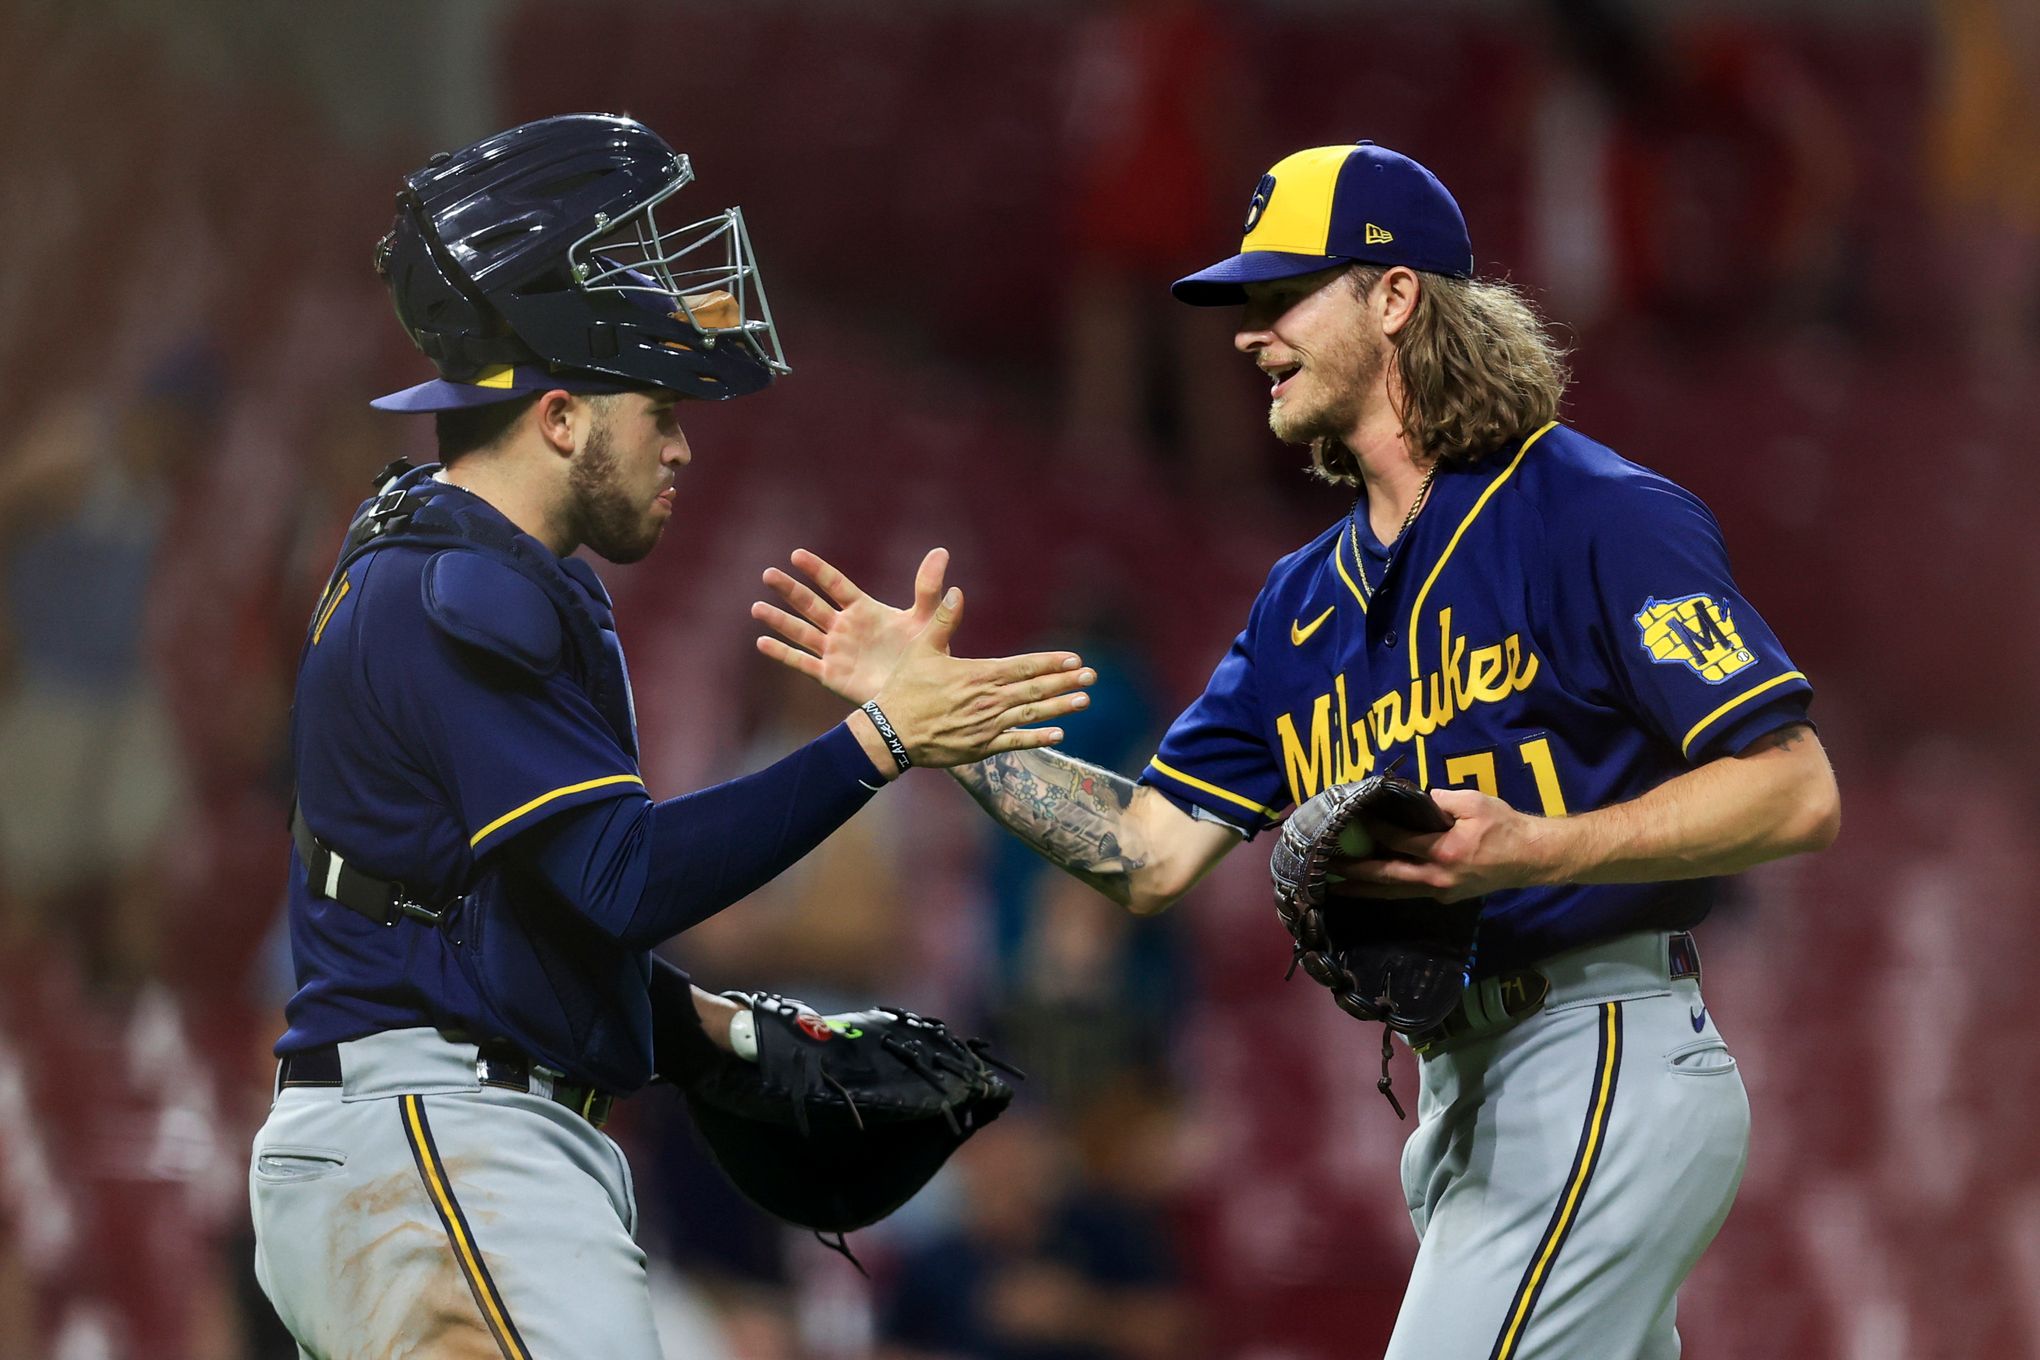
{"left": 1336, "top": 822, "right": 1375, "bottom": 859}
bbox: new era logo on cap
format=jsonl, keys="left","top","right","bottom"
{"left": 1173, "top": 140, "right": 1473, "bottom": 305}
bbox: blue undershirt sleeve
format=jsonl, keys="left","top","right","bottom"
{"left": 647, "top": 954, "right": 727, "bottom": 1084}
{"left": 513, "top": 721, "right": 884, "bottom": 947}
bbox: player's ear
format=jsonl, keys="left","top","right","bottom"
{"left": 1377, "top": 267, "right": 1422, "bottom": 339}
{"left": 532, "top": 389, "right": 579, "bottom": 459}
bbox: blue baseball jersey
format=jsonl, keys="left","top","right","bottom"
{"left": 1141, "top": 422, "right": 1813, "bottom": 970}
{"left": 279, "top": 483, "right": 654, "bottom": 1083}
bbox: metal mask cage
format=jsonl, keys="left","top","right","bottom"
{"left": 566, "top": 155, "right": 789, "bottom": 377}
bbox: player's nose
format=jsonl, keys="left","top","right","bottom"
{"left": 663, "top": 430, "right": 692, "bottom": 467}
{"left": 1234, "top": 306, "right": 1276, "bottom": 354}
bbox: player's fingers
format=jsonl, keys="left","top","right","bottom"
{"left": 981, "top": 650, "right": 1087, "bottom": 684}
{"left": 1424, "top": 789, "right": 1477, "bottom": 823}
{"left": 792, "top": 547, "right": 866, "bottom": 607}
{"left": 984, "top": 725, "right": 1066, "bottom": 753}
{"left": 754, "top": 636, "right": 824, "bottom": 680}
{"left": 916, "top": 587, "right": 964, "bottom": 650}
{"left": 997, "top": 693, "right": 1090, "bottom": 730}
{"left": 1326, "top": 879, "right": 1442, "bottom": 901}
{"left": 994, "top": 665, "right": 1096, "bottom": 706}
{"left": 911, "top": 547, "right": 949, "bottom": 618}
{"left": 1337, "top": 857, "right": 1448, "bottom": 890}
{"left": 1371, "top": 824, "right": 1445, "bottom": 859}
{"left": 762, "top": 566, "right": 839, "bottom": 629}
{"left": 749, "top": 600, "right": 827, "bottom": 653}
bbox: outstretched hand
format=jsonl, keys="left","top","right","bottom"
{"left": 754, "top": 547, "right": 948, "bottom": 705}
{"left": 754, "top": 548, "right": 1093, "bottom": 772}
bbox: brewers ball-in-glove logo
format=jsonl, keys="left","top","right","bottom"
{"left": 1243, "top": 173, "right": 1276, "bottom": 232}
{"left": 1634, "top": 593, "right": 1755, "bottom": 683}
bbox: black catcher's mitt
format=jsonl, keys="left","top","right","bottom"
{"left": 680, "top": 994, "right": 1018, "bottom": 1240}
{"left": 1270, "top": 775, "right": 1482, "bottom": 1110}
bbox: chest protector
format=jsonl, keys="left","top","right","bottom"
{"left": 290, "top": 459, "right": 638, "bottom": 925}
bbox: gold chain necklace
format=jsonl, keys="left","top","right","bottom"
{"left": 1349, "top": 461, "right": 1439, "bottom": 598}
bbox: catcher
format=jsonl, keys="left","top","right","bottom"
{"left": 756, "top": 141, "right": 1840, "bottom": 1359}
{"left": 249, "top": 115, "right": 1071, "bottom": 1360}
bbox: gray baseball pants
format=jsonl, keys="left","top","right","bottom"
{"left": 249, "top": 1028, "right": 662, "bottom": 1360}
{"left": 1387, "top": 931, "right": 1751, "bottom": 1360}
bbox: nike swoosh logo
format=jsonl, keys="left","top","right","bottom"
{"left": 1290, "top": 606, "right": 1335, "bottom": 646}
{"left": 1690, "top": 1005, "right": 1708, "bottom": 1033}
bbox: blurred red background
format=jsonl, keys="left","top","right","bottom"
{"left": 0, "top": 1, "right": 2034, "bottom": 1356}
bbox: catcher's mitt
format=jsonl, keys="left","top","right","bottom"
{"left": 680, "top": 994, "right": 1018, "bottom": 1242}
{"left": 1270, "top": 774, "right": 1481, "bottom": 1114}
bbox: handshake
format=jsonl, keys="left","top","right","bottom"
{"left": 749, "top": 546, "right": 1095, "bottom": 777}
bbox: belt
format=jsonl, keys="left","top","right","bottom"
{"left": 1411, "top": 968, "right": 1550, "bottom": 1052}
{"left": 1412, "top": 930, "right": 1703, "bottom": 1054}
{"left": 278, "top": 1041, "right": 616, "bottom": 1129}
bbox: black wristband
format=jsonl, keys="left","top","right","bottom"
{"left": 859, "top": 699, "right": 912, "bottom": 773}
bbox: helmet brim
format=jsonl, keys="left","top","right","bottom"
{"left": 369, "top": 371, "right": 644, "bottom": 413}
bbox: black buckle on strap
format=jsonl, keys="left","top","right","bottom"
{"left": 360, "top": 487, "right": 417, "bottom": 543}
{"left": 392, "top": 895, "right": 448, "bottom": 926}
{"left": 291, "top": 803, "right": 453, "bottom": 928}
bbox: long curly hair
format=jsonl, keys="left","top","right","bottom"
{"left": 1310, "top": 266, "right": 1570, "bottom": 484}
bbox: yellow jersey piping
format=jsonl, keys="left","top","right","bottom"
{"left": 1407, "top": 421, "right": 1556, "bottom": 681}
{"left": 1147, "top": 758, "right": 1284, "bottom": 821}
{"left": 1679, "top": 671, "right": 1808, "bottom": 758}
{"left": 1332, "top": 532, "right": 1369, "bottom": 611}
{"left": 469, "top": 775, "right": 646, "bottom": 849}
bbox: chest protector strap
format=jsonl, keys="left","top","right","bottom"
{"left": 291, "top": 803, "right": 451, "bottom": 927}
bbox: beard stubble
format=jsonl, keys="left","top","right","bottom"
{"left": 568, "top": 418, "right": 664, "bottom": 565}
{"left": 1268, "top": 324, "right": 1389, "bottom": 448}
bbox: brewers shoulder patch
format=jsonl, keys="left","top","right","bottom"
{"left": 1634, "top": 594, "right": 1756, "bottom": 684}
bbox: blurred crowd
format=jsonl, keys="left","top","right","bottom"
{"left": 1, "top": 1, "right": 2037, "bottom": 1357}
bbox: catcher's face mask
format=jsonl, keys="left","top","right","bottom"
{"left": 568, "top": 157, "right": 788, "bottom": 382}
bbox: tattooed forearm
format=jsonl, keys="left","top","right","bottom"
{"left": 950, "top": 750, "right": 1149, "bottom": 904}
{"left": 1737, "top": 723, "right": 1812, "bottom": 757}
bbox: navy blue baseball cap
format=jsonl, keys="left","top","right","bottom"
{"left": 1172, "top": 141, "right": 1473, "bottom": 306}
{"left": 370, "top": 364, "right": 647, "bottom": 413}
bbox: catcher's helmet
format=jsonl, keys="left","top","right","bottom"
{"left": 373, "top": 114, "right": 786, "bottom": 408}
